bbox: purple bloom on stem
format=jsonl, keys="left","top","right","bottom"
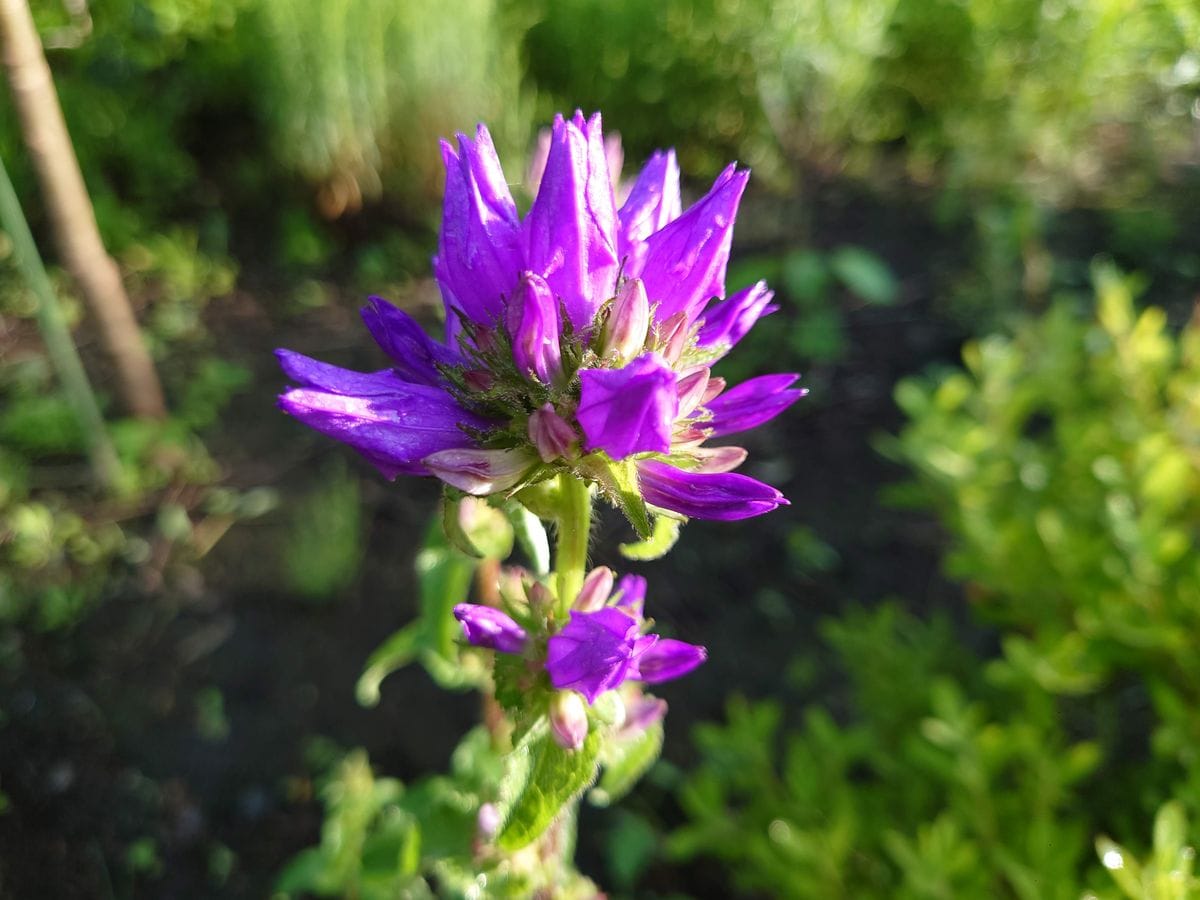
{"left": 436, "top": 125, "right": 523, "bottom": 327}
{"left": 632, "top": 165, "right": 749, "bottom": 326}
{"left": 617, "top": 150, "right": 681, "bottom": 273}
{"left": 577, "top": 353, "right": 679, "bottom": 460}
{"left": 277, "top": 111, "right": 800, "bottom": 513}
{"left": 613, "top": 574, "right": 646, "bottom": 618}
{"left": 637, "top": 459, "right": 788, "bottom": 520}
{"left": 705, "top": 374, "right": 807, "bottom": 437}
{"left": 523, "top": 112, "right": 619, "bottom": 331}
{"left": 697, "top": 280, "right": 777, "bottom": 356}
{"left": 507, "top": 272, "right": 562, "bottom": 384}
{"left": 634, "top": 639, "right": 707, "bottom": 683}
{"left": 453, "top": 603, "right": 528, "bottom": 654}
{"left": 546, "top": 608, "right": 648, "bottom": 703}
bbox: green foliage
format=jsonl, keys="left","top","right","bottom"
{"left": 496, "top": 727, "right": 602, "bottom": 851}
{"left": 671, "top": 275, "right": 1200, "bottom": 896}
{"left": 1093, "top": 803, "right": 1200, "bottom": 900}
{"left": 253, "top": 0, "right": 530, "bottom": 210}
{"left": 282, "top": 462, "right": 363, "bottom": 602}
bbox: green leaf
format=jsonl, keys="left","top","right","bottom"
{"left": 1096, "top": 836, "right": 1144, "bottom": 899}
{"left": 496, "top": 728, "right": 603, "bottom": 851}
{"left": 441, "top": 496, "right": 514, "bottom": 559}
{"left": 356, "top": 518, "right": 481, "bottom": 704}
{"left": 619, "top": 515, "right": 682, "bottom": 561}
{"left": 356, "top": 624, "right": 424, "bottom": 708}
{"left": 506, "top": 501, "right": 550, "bottom": 574}
{"left": 590, "top": 722, "right": 664, "bottom": 807}
{"left": 577, "top": 455, "right": 651, "bottom": 540}
{"left": 830, "top": 246, "right": 898, "bottom": 306}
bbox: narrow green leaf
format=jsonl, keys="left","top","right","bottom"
{"left": 830, "top": 245, "right": 899, "bottom": 305}
{"left": 619, "top": 515, "right": 682, "bottom": 561}
{"left": 356, "top": 622, "right": 424, "bottom": 707}
{"left": 497, "top": 729, "right": 603, "bottom": 851}
{"left": 506, "top": 501, "right": 550, "bottom": 574}
{"left": 589, "top": 722, "right": 664, "bottom": 807}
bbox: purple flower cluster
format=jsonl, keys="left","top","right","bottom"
{"left": 277, "top": 112, "right": 804, "bottom": 521}
{"left": 453, "top": 570, "right": 705, "bottom": 705}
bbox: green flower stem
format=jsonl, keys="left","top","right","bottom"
{"left": 554, "top": 474, "right": 592, "bottom": 613}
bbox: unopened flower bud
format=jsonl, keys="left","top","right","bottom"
{"left": 602, "top": 278, "right": 650, "bottom": 360}
{"left": 528, "top": 581, "right": 554, "bottom": 613}
{"left": 498, "top": 566, "right": 529, "bottom": 607}
{"left": 658, "top": 311, "right": 690, "bottom": 363}
{"left": 527, "top": 403, "right": 578, "bottom": 463}
{"left": 476, "top": 802, "right": 501, "bottom": 841}
{"left": 574, "top": 566, "right": 615, "bottom": 612}
{"left": 675, "top": 367, "right": 711, "bottom": 417}
{"left": 549, "top": 691, "right": 589, "bottom": 751}
{"left": 453, "top": 603, "right": 528, "bottom": 654}
{"left": 423, "top": 448, "right": 535, "bottom": 496}
{"left": 464, "top": 369, "right": 495, "bottom": 392}
{"left": 613, "top": 574, "right": 646, "bottom": 619}
{"left": 621, "top": 696, "right": 668, "bottom": 736}
{"left": 507, "top": 272, "right": 562, "bottom": 384}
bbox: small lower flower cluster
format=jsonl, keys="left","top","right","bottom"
{"left": 454, "top": 566, "right": 704, "bottom": 750}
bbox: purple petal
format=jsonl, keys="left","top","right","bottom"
{"left": 637, "top": 460, "right": 788, "bottom": 521}
{"left": 523, "top": 112, "right": 620, "bottom": 330}
{"left": 577, "top": 353, "right": 679, "bottom": 460}
{"left": 506, "top": 272, "right": 562, "bottom": 384}
{"left": 620, "top": 696, "right": 668, "bottom": 736}
{"left": 278, "top": 375, "right": 486, "bottom": 479}
{"left": 361, "top": 296, "right": 460, "bottom": 387}
{"left": 617, "top": 150, "right": 682, "bottom": 271}
{"left": 436, "top": 125, "right": 523, "bottom": 328}
{"left": 545, "top": 608, "right": 640, "bottom": 703}
{"left": 613, "top": 574, "right": 646, "bottom": 618}
{"left": 453, "top": 603, "right": 528, "bottom": 654}
{"left": 631, "top": 165, "right": 749, "bottom": 326}
{"left": 634, "top": 639, "right": 707, "bottom": 683}
{"left": 696, "top": 280, "right": 777, "bottom": 356}
{"left": 705, "top": 374, "right": 806, "bottom": 437}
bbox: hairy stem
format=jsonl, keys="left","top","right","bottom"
{"left": 554, "top": 475, "right": 592, "bottom": 613}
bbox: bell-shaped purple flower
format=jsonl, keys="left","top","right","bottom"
{"left": 697, "top": 280, "right": 777, "bottom": 356}
{"left": 507, "top": 272, "right": 562, "bottom": 384}
{"left": 633, "top": 164, "right": 749, "bottom": 326}
{"left": 634, "top": 639, "right": 707, "bottom": 683}
{"left": 453, "top": 603, "right": 528, "bottom": 654}
{"left": 276, "top": 350, "right": 488, "bottom": 479}
{"left": 637, "top": 459, "right": 788, "bottom": 520}
{"left": 523, "top": 112, "right": 619, "bottom": 330}
{"left": 436, "top": 125, "right": 523, "bottom": 327}
{"left": 705, "top": 374, "right": 807, "bottom": 437}
{"left": 546, "top": 608, "right": 651, "bottom": 703}
{"left": 617, "top": 150, "right": 681, "bottom": 272}
{"left": 613, "top": 574, "right": 646, "bottom": 618}
{"left": 577, "top": 353, "right": 679, "bottom": 460}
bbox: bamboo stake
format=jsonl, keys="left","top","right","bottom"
{"left": 0, "top": 154, "right": 122, "bottom": 490}
{"left": 0, "top": 0, "right": 166, "bottom": 419}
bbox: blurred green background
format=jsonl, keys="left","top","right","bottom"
{"left": 2, "top": 0, "right": 1200, "bottom": 897}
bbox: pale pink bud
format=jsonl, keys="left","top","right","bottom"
{"left": 689, "top": 445, "right": 748, "bottom": 473}
{"left": 528, "top": 581, "right": 554, "bottom": 613}
{"left": 602, "top": 279, "right": 650, "bottom": 360}
{"left": 477, "top": 802, "right": 501, "bottom": 841}
{"left": 423, "top": 448, "right": 535, "bottom": 495}
{"left": 527, "top": 403, "right": 578, "bottom": 463}
{"left": 574, "top": 566, "right": 615, "bottom": 612}
{"left": 549, "top": 690, "right": 589, "bottom": 751}
{"left": 658, "top": 311, "right": 690, "bottom": 363}
{"left": 676, "top": 367, "right": 712, "bottom": 417}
